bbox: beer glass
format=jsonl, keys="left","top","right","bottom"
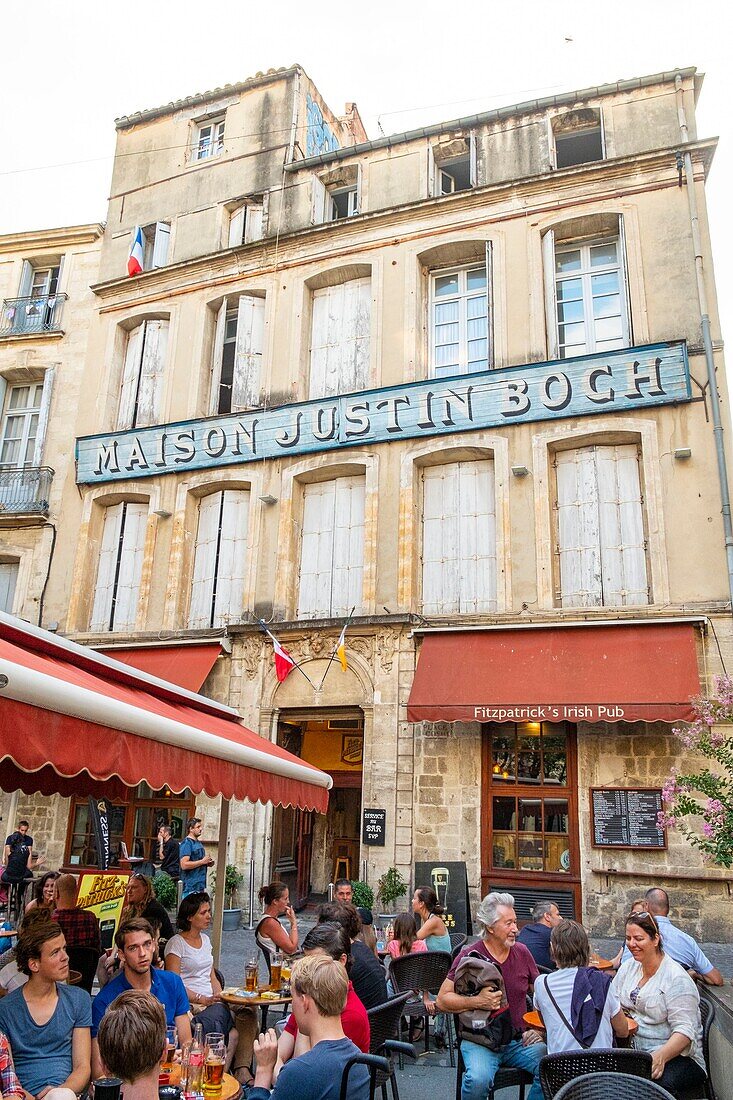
{"left": 203, "top": 1034, "right": 225, "bottom": 1094}
{"left": 245, "top": 956, "right": 259, "bottom": 992}
{"left": 271, "top": 951, "right": 282, "bottom": 989}
{"left": 161, "top": 1026, "right": 177, "bottom": 1072}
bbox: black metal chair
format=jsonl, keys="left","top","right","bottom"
{"left": 680, "top": 994, "right": 715, "bottom": 1100}
{"left": 449, "top": 933, "right": 468, "bottom": 959}
{"left": 453, "top": 1029, "right": 534, "bottom": 1100}
{"left": 66, "top": 946, "right": 100, "bottom": 994}
{"left": 339, "top": 1053, "right": 391, "bottom": 1100}
{"left": 388, "top": 950, "right": 454, "bottom": 1062}
{"left": 539, "top": 1049, "right": 653, "bottom": 1100}
{"left": 554, "top": 1072, "right": 676, "bottom": 1100}
{"left": 536, "top": 964, "right": 554, "bottom": 974}
{"left": 367, "top": 993, "right": 417, "bottom": 1099}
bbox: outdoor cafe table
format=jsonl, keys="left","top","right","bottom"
{"left": 523, "top": 1009, "right": 638, "bottom": 1037}
{"left": 220, "top": 989, "right": 291, "bottom": 1031}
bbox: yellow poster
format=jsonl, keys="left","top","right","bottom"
{"left": 76, "top": 871, "right": 130, "bottom": 950}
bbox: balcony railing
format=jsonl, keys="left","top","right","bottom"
{"left": 0, "top": 466, "right": 54, "bottom": 515}
{"left": 0, "top": 294, "right": 67, "bottom": 337}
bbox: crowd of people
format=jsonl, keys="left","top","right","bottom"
{"left": 0, "top": 812, "right": 725, "bottom": 1100}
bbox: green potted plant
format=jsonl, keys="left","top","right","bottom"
{"left": 376, "top": 866, "right": 408, "bottom": 922}
{"left": 152, "top": 871, "right": 178, "bottom": 913}
{"left": 211, "top": 864, "right": 244, "bottom": 930}
{"left": 350, "top": 880, "right": 374, "bottom": 910}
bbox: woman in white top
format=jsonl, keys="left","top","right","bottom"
{"left": 256, "top": 882, "right": 299, "bottom": 956}
{"left": 535, "top": 919, "right": 628, "bottom": 1053}
{"left": 611, "top": 910, "right": 707, "bottom": 1099}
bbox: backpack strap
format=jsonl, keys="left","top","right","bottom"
{"left": 542, "top": 975, "right": 593, "bottom": 1050}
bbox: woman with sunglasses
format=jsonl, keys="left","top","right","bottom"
{"left": 611, "top": 910, "right": 707, "bottom": 1098}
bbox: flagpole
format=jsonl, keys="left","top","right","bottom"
{"left": 257, "top": 620, "right": 316, "bottom": 688}
{"left": 316, "top": 607, "right": 355, "bottom": 692}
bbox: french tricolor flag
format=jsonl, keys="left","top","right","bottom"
{"left": 260, "top": 622, "right": 296, "bottom": 682}
{"left": 127, "top": 226, "right": 144, "bottom": 277}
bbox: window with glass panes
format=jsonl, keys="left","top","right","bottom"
{"left": 554, "top": 238, "right": 628, "bottom": 359}
{"left": 0, "top": 384, "right": 43, "bottom": 468}
{"left": 195, "top": 117, "right": 225, "bottom": 161}
{"left": 431, "top": 264, "right": 489, "bottom": 376}
{"left": 487, "top": 723, "right": 574, "bottom": 876}
{"left": 65, "top": 784, "right": 194, "bottom": 868}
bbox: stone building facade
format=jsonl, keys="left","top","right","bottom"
{"left": 4, "top": 65, "right": 732, "bottom": 939}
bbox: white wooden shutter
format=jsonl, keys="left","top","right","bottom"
{"left": 228, "top": 206, "right": 245, "bottom": 248}
{"left": 469, "top": 134, "right": 478, "bottom": 186}
{"left": 485, "top": 241, "right": 494, "bottom": 368}
{"left": 244, "top": 203, "right": 264, "bottom": 243}
{"left": 427, "top": 146, "right": 436, "bottom": 197}
{"left": 298, "top": 480, "right": 335, "bottom": 618}
{"left": 309, "top": 279, "right": 370, "bottom": 400}
{"left": 543, "top": 229, "right": 559, "bottom": 359}
{"left": 422, "top": 462, "right": 496, "bottom": 615}
{"left": 311, "top": 176, "right": 327, "bottom": 224}
{"left": 596, "top": 445, "right": 648, "bottom": 605}
{"left": 212, "top": 490, "right": 249, "bottom": 625}
{"left": 90, "top": 503, "right": 124, "bottom": 631}
{"left": 152, "top": 223, "right": 170, "bottom": 267}
{"left": 117, "top": 323, "right": 145, "bottom": 429}
{"left": 0, "top": 562, "right": 19, "bottom": 614}
{"left": 556, "top": 448, "right": 602, "bottom": 608}
{"left": 617, "top": 215, "right": 633, "bottom": 346}
{"left": 261, "top": 191, "right": 270, "bottom": 236}
{"left": 332, "top": 475, "right": 365, "bottom": 615}
{"left": 232, "top": 295, "right": 265, "bottom": 410}
{"left": 189, "top": 493, "right": 221, "bottom": 628}
{"left": 32, "top": 367, "right": 55, "bottom": 466}
{"left": 18, "top": 261, "right": 33, "bottom": 297}
{"left": 210, "top": 299, "right": 228, "bottom": 414}
{"left": 113, "top": 502, "right": 148, "bottom": 631}
{"left": 135, "top": 319, "right": 168, "bottom": 427}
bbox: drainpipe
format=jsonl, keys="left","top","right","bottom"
{"left": 675, "top": 73, "right": 733, "bottom": 608}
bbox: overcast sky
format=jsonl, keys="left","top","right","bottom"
{"left": 1, "top": 0, "right": 729, "bottom": 343}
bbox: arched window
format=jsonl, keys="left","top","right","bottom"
{"left": 210, "top": 296, "right": 264, "bottom": 414}
{"left": 90, "top": 501, "right": 148, "bottom": 631}
{"left": 189, "top": 489, "right": 250, "bottom": 628}
{"left": 297, "top": 475, "right": 365, "bottom": 618}
{"left": 117, "top": 319, "right": 169, "bottom": 429}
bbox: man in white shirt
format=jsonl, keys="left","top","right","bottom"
{"left": 618, "top": 889, "right": 723, "bottom": 985}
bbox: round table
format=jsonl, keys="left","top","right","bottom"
{"left": 523, "top": 1009, "right": 638, "bottom": 1036}
{"left": 220, "top": 989, "right": 291, "bottom": 1031}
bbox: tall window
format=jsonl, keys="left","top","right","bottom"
{"left": 297, "top": 476, "right": 365, "bottom": 618}
{"left": 227, "top": 198, "right": 266, "bottom": 248}
{"left": 552, "top": 109, "right": 604, "bottom": 169}
{"left": 0, "top": 561, "right": 19, "bottom": 613}
{"left": 211, "top": 296, "right": 264, "bottom": 414}
{"left": 118, "top": 320, "right": 169, "bottom": 429}
{"left": 189, "top": 490, "right": 249, "bottom": 628}
{"left": 311, "top": 166, "right": 361, "bottom": 224}
{"left": 194, "top": 116, "right": 225, "bottom": 161}
{"left": 90, "top": 502, "right": 148, "bottom": 632}
{"left": 421, "top": 460, "right": 497, "bottom": 615}
{"left": 431, "top": 263, "right": 490, "bottom": 376}
{"left": 550, "top": 236, "right": 629, "bottom": 359}
{"left": 309, "top": 279, "right": 370, "bottom": 399}
{"left": 431, "top": 135, "right": 476, "bottom": 195}
{"left": 554, "top": 444, "right": 649, "bottom": 608}
{"left": 0, "top": 384, "right": 43, "bottom": 468}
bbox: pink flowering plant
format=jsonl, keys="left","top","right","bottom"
{"left": 659, "top": 675, "right": 733, "bottom": 867}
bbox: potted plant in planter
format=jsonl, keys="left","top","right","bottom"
{"left": 211, "top": 864, "right": 244, "bottom": 931}
{"left": 350, "top": 880, "right": 374, "bottom": 911}
{"left": 152, "top": 871, "right": 178, "bottom": 914}
{"left": 376, "top": 866, "right": 408, "bottom": 923}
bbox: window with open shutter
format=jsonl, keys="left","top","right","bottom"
{"left": 555, "top": 445, "right": 648, "bottom": 608}
{"left": 189, "top": 490, "right": 249, "bottom": 628}
{"left": 309, "top": 279, "right": 370, "bottom": 399}
{"left": 232, "top": 296, "right": 265, "bottom": 410}
{"left": 421, "top": 460, "right": 497, "bottom": 615}
{"left": 0, "top": 561, "right": 19, "bottom": 613}
{"left": 90, "top": 502, "right": 148, "bottom": 632}
{"left": 117, "top": 321, "right": 168, "bottom": 429}
{"left": 297, "top": 476, "right": 365, "bottom": 618}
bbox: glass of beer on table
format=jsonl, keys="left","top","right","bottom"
{"left": 271, "top": 951, "right": 282, "bottom": 989}
{"left": 161, "top": 1026, "right": 178, "bottom": 1073}
{"left": 203, "top": 1034, "right": 225, "bottom": 1094}
{"left": 245, "top": 956, "right": 259, "bottom": 992}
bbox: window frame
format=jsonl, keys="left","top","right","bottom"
{"left": 428, "top": 254, "right": 492, "bottom": 378}
{"left": 551, "top": 108, "right": 605, "bottom": 170}
{"left": 140, "top": 222, "right": 171, "bottom": 270}
{"left": 0, "top": 560, "right": 19, "bottom": 614}
{"left": 0, "top": 382, "right": 44, "bottom": 469}
{"left": 227, "top": 195, "right": 268, "bottom": 248}
{"left": 308, "top": 276, "right": 371, "bottom": 400}
{"left": 90, "top": 500, "right": 149, "bottom": 633}
{"left": 193, "top": 115, "right": 225, "bottom": 162}
{"left": 210, "top": 294, "right": 265, "bottom": 414}
{"left": 296, "top": 475, "right": 365, "bottom": 619}
{"left": 188, "top": 488, "right": 250, "bottom": 629}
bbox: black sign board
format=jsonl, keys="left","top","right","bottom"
{"left": 591, "top": 788, "right": 666, "bottom": 849}
{"left": 414, "top": 860, "right": 472, "bottom": 935}
{"left": 88, "top": 796, "right": 112, "bottom": 871}
{"left": 362, "top": 808, "right": 386, "bottom": 846}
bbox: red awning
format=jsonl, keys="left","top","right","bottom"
{"left": 0, "top": 614, "right": 330, "bottom": 812}
{"left": 407, "top": 621, "right": 701, "bottom": 725}
{"left": 95, "top": 643, "right": 222, "bottom": 692}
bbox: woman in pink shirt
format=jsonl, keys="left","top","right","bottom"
{"left": 386, "top": 913, "right": 428, "bottom": 960}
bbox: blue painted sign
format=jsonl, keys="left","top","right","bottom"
{"left": 76, "top": 342, "right": 690, "bottom": 485}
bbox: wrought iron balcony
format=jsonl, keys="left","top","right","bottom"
{"left": 0, "top": 294, "right": 67, "bottom": 337}
{"left": 0, "top": 466, "right": 54, "bottom": 515}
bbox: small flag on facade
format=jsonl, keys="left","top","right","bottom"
{"left": 336, "top": 624, "right": 348, "bottom": 671}
{"left": 127, "top": 226, "right": 144, "bottom": 277}
{"left": 261, "top": 624, "right": 296, "bottom": 682}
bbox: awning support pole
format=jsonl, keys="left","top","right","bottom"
{"left": 211, "top": 796, "right": 230, "bottom": 968}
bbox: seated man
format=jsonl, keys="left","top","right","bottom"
{"left": 92, "top": 917, "right": 191, "bottom": 1078}
{"left": 437, "top": 891, "right": 546, "bottom": 1100}
{"left": 250, "top": 954, "right": 369, "bottom": 1099}
{"left": 618, "top": 888, "right": 724, "bottom": 985}
{"left": 0, "top": 920, "right": 92, "bottom": 1098}
{"left": 51, "top": 875, "right": 101, "bottom": 954}
{"left": 516, "top": 900, "right": 562, "bottom": 971}
{"left": 317, "top": 903, "right": 387, "bottom": 1009}
{"left": 97, "top": 990, "right": 166, "bottom": 1100}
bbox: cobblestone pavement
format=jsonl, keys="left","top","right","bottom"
{"left": 218, "top": 921, "right": 732, "bottom": 1100}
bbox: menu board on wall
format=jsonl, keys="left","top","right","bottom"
{"left": 590, "top": 787, "right": 666, "bottom": 849}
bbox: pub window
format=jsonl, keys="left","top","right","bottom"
{"left": 488, "top": 723, "right": 573, "bottom": 876}
{"left": 65, "top": 784, "right": 194, "bottom": 868}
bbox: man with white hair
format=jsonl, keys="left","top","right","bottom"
{"left": 437, "top": 892, "right": 545, "bottom": 1100}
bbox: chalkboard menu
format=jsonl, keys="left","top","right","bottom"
{"left": 590, "top": 788, "right": 666, "bottom": 849}
{"left": 362, "top": 808, "right": 386, "bottom": 846}
{"left": 414, "top": 861, "right": 473, "bottom": 935}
